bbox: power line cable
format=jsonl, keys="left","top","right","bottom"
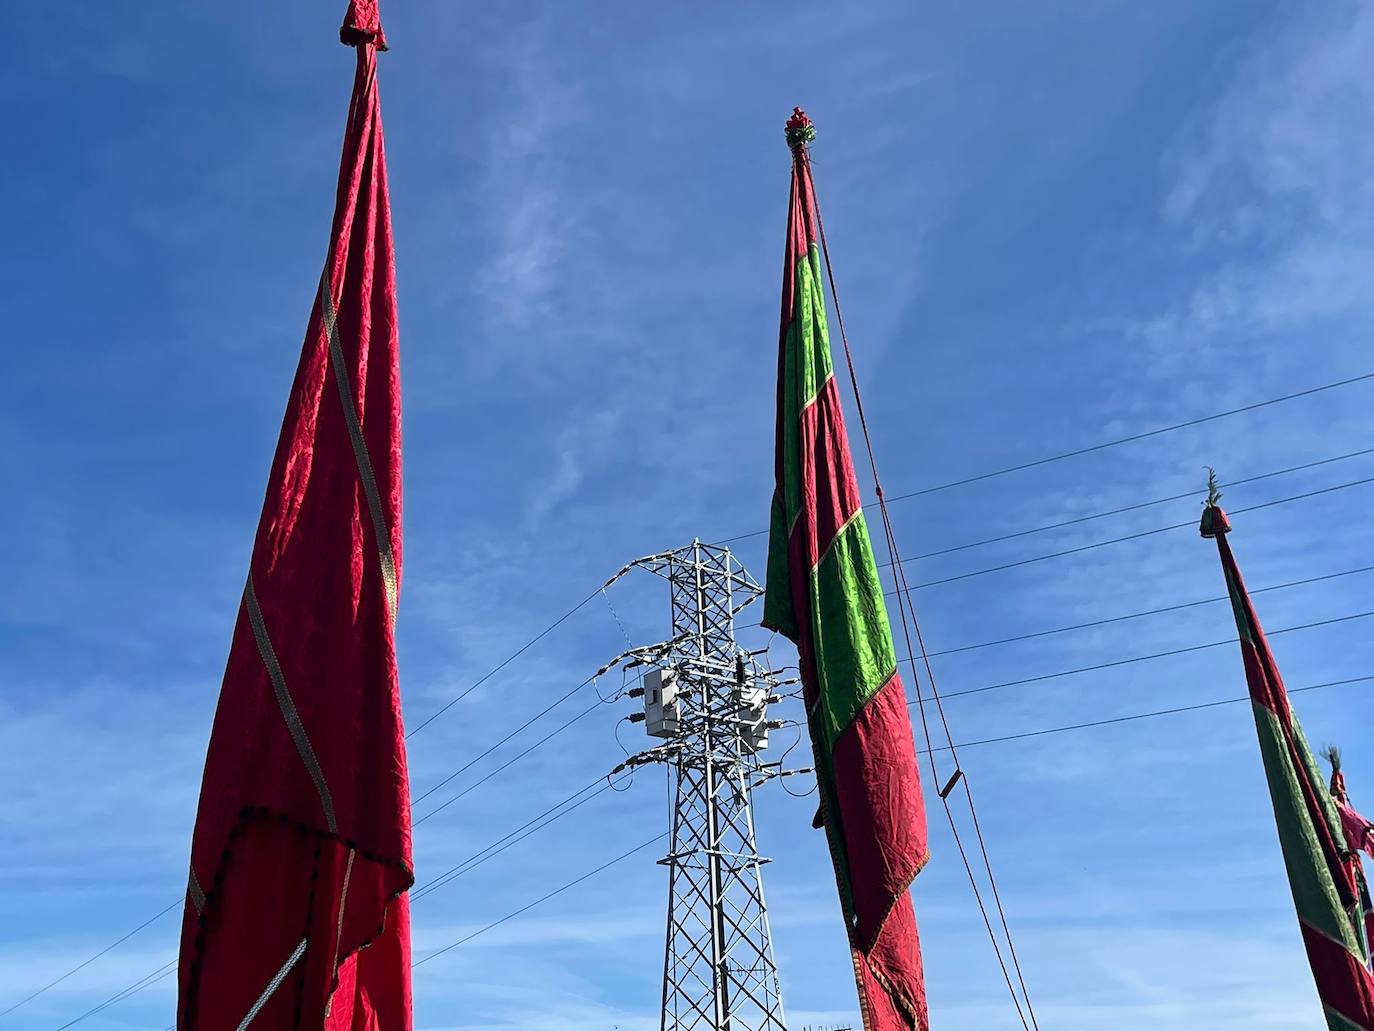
{"left": 924, "top": 564, "right": 1374, "bottom": 658}
{"left": 923, "top": 674, "right": 1374, "bottom": 754}
{"left": 411, "top": 774, "right": 622, "bottom": 903}
{"left": 715, "top": 372, "right": 1374, "bottom": 544}
{"left": 884, "top": 474, "right": 1374, "bottom": 596}
{"left": 412, "top": 833, "right": 667, "bottom": 970}
{"left": 30, "top": 430, "right": 1374, "bottom": 1024}
{"left": 395, "top": 462, "right": 1374, "bottom": 832}
{"left": 42, "top": 599, "right": 1368, "bottom": 1026}
{"left": 52, "top": 779, "right": 637, "bottom": 1029}
{"left": 13, "top": 694, "right": 607, "bottom": 1025}
{"left": 68, "top": 669, "right": 1374, "bottom": 1031}
{"left": 57, "top": 824, "right": 662, "bottom": 1030}
{"left": 411, "top": 674, "right": 603, "bottom": 808}
{"left": 0, "top": 900, "right": 181, "bottom": 1019}
{"left": 879, "top": 446, "right": 1374, "bottom": 569}
{"left": 20, "top": 676, "right": 620, "bottom": 1022}
{"left": 30, "top": 545, "right": 1373, "bottom": 1029}
{"left": 809, "top": 153, "right": 1038, "bottom": 1029}
{"left": 921, "top": 610, "right": 1374, "bottom": 703}
{"left": 405, "top": 587, "right": 602, "bottom": 740}
{"left": 751, "top": 559, "right": 1374, "bottom": 648}
{"left": 735, "top": 474, "right": 1374, "bottom": 629}
{"left": 51, "top": 960, "right": 176, "bottom": 1031}
{"left": 42, "top": 445, "right": 1370, "bottom": 1024}
{"left": 412, "top": 696, "right": 610, "bottom": 827}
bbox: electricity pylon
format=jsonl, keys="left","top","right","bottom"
{"left": 602, "top": 540, "right": 798, "bottom": 1031}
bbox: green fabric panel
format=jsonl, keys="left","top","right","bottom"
{"left": 810, "top": 514, "right": 898, "bottom": 752}
{"left": 1252, "top": 702, "right": 1358, "bottom": 951}
{"left": 776, "top": 244, "right": 834, "bottom": 531}
{"left": 1326, "top": 1006, "right": 1366, "bottom": 1031}
{"left": 808, "top": 720, "right": 856, "bottom": 917}
{"left": 780, "top": 312, "right": 803, "bottom": 528}
{"left": 763, "top": 494, "right": 797, "bottom": 641}
{"left": 798, "top": 243, "right": 833, "bottom": 401}
{"left": 1225, "top": 567, "right": 1256, "bottom": 646}
{"left": 1293, "top": 718, "right": 1355, "bottom": 877}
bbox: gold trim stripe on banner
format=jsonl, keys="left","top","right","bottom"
{"left": 235, "top": 937, "right": 308, "bottom": 1031}
{"left": 244, "top": 577, "right": 339, "bottom": 835}
{"left": 319, "top": 269, "right": 399, "bottom": 627}
{"left": 187, "top": 868, "right": 206, "bottom": 915}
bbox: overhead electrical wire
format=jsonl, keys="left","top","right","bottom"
{"left": 23, "top": 393, "right": 1374, "bottom": 1024}
{"left": 0, "top": 899, "right": 182, "bottom": 1019}
{"left": 411, "top": 773, "right": 625, "bottom": 902}
{"left": 412, "top": 696, "right": 612, "bottom": 827}
{"left": 920, "top": 609, "right": 1374, "bottom": 703}
{"left": 715, "top": 371, "right": 1374, "bottom": 545}
{"left": 401, "top": 421, "right": 1374, "bottom": 750}
{"left": 28, "top": 525, "right": 1372, "bottom": 1024}
{"left": 55, "top": 666, "right": 1374, "bottom": 1030}
{"left": 811, "top": 168, "right": 1038, "bottom": 1028}
{"left": 48, "top": 780, "right": 637, "bottom": 1031}
{"left": 411, "top": 833, "right": 668, "bottom": 970}
{"left": 923, "top": 674, "right": 1374, "bottom": 754}
{"left": 33, "top": 606, "right": 1374, "bottom": 1026}
{"left": 379, "top": 451, "right": 1374, "bottom": 824}
{"left": 411, "top": 674, "right": 606, "bottom": 808}
{"left": 924, "top": 564, "right": 1374, "bottom": 658}
{"left": 71, "top": 835, "right": 616, "bottom": 1026}
{"left": 886, "top": 475, "right": 1374, "bottom": 594}
{"left": 19, "top": 675, "right": 625, "bottom": 1025}
{"left": 71, "top": 668, "right": 1374, "bottom": 1031}
{"left": 753, "top": 559, "right": 1374, "bottom": 648}
{"left": 51, "top": 960, "right": 177, "bottom": 1031}
{"left": 404, "top": 586, "right": 603, "bottom": 740}
{"left": 880, "top": 446, "right": 1374, "bottom": 569}
{"left": 733, "top": 465, "right": 1374, "bottom": 629}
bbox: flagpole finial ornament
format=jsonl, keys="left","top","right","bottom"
{"left": 1200, "top": 467, "right": 1230, "bottom": 538}
{"left": 1327, "top": 744, "right": 1344, "bottom": 774}
{"left": 785, "top": 107, "right": 816, "bottom": 150}
{"left": 1325, "top": 746, "right": 1352, "bottom": 806}
{"left": 341, "top": 0, "right": 388, "bottom": 50}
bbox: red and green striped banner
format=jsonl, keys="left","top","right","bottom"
{"left": 762, "top": 109, "right": 929, "bottom": 1031}
{"left": 1203, "top": 502, "right": 1374, "bottom": 1029}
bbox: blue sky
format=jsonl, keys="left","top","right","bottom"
{"left": 3, "top": 1, "right": 1374, "bottom": 1028}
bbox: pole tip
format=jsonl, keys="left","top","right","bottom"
{"left": 1325, "top": 744, "right": 1343, "bottom": 773}
{"left": 1199, "top": 467, "right": 1231, "bottom": 538}
{"left": 785, "top": 107, "right": 816, "bottom": 149}
{"left": 340, "top": 0, "right": 388, "bottom": 50}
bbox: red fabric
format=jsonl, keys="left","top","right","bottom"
{"left": 832, "top": 676, "right": 929, "bottom": 1029}
{"left": 340, "top": 0, "right": 388, "bottom": 50}
{"left": 1301, "top": 923, "right": 1374, "bottom": 1030}
{"left": 853, "top": 898, "right": 928, "bottom": 1030}
{"left": 831, "top": 674, "right": 929, "bottom": 952}
{"left": 176, "top": 25, "right": 411, "bottom": 1031}
{"left": 798, "top": 374, "right": 864, "bottom": 565}
{"left": 1342, "top": 802, "right": 1374, "bottom": 859}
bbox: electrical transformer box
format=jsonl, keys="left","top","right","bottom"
{"left": 733, "top": 678, "right": 768, "bottom": 753}
{"left": 644, "top": 667, "right": 681, "bottom": 738}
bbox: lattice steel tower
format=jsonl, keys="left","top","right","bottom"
{"left": 603, "top": 540, "right": 794, "bottom": 1031}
